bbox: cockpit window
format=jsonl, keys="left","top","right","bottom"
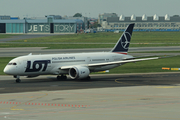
{"left": 8, "top": 63, "right": 17, "bottom": 65}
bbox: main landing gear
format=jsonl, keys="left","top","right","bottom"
{"left": 57, "top": 75, "right": 67, "bottom": 80}
{"left": 14, "top": 75, "right": 21, "bottom": 83}
{"left": 86, "top": 76, "right": 91, "bottom": 80}
{"left": 81, "top": 76, "right": 91, "bottom": 80}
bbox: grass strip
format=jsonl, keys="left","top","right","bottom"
{"left": 10, "top": 32, "right": 180, "bottom": 43}
{"left": 106, "top": 56, "right": 180, "bottom": 74}
{"left": 1, "top": 43, "right": 180, "bottom": 49}
{"left": 1, "top": 32, "right": 180, "bottom": 49}
{"left": 0, "top": 34, "right": 21, "bottom": 39}
{"left": 129, "top": 51, "right": 180, "bottom": 53}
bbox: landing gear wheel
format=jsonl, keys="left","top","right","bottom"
{"left": 57, "top": 75, "right": 67, "bottom": 80}
{"left": 16, "top": 79, "right": 21, "bottom": 83}
{"left": 87, "top": 76, "right": 91, "bottom": 80}
{"left": 82, "top": 76, "right": 91, "bottom": 80}
{"left": 57, "top": 76, "right": 61, "bottom": 80}
{"left": 62, "top": 76, "right": 67, "bottom": 80}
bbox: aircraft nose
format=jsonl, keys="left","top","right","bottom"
{"left": 3, "top": 66, "right": 12, "bottom": 75}
{"left": 4, "top": 66, "right": 9, "bottom": 74}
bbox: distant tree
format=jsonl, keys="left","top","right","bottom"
{"left": 93, "top": 22, "right": 101, "bottom": 28}
{"left": 73, "top": 13, "right": 82, "bottom": 17}
{"left": 173, "top": 15, "right": 180, "bottom": 17}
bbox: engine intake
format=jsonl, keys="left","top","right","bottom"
{"left": 69, "top": 66, "right": 90, "bottom": 79}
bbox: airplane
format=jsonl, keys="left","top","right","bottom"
{"left": 4, "top": 23, "right": 161, "bottom": 83}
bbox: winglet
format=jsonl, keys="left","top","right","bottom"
{"left": 111, "top": 23, "right": 135, "bottom": 54}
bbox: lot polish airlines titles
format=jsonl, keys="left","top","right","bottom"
{"left": 52, "top": 56, "right": 76, "bottom": 61}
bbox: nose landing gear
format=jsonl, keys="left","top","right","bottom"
{"left": 14, "top": 75, "right": 21, "bottom": 83}
{"left": 16, "top": 78, "right": 21, "bottom": 83}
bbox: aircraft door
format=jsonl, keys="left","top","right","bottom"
{"left": 87, "top": 57, "right": 91, "bottom": 63}
{"left": 23, "top": 60, "right": 28, "bottom": 69}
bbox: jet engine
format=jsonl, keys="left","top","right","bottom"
{"left": 69, "top": 66, "right": 90, "bottom": 79}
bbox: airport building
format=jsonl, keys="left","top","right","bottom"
{"left": 101, "top": 14, "right": 180, "bottom": 32}
{"left": 63, "top": 16, "right": 89, "bottom": 30}
{"left": 0, "top": 15, "right": 84, "bottom": 34}
{"left": 98, "top": 13, "right": 118, "bottom": 25}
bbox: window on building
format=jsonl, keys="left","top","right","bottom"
{"left": 114, "top": 24, "right": 118, "bottom": 27}
{"left": 148, "top": 24, "right": 152, "bottom": 27}
{"left": 137, "top": 24, "right": 141, "bottom": 27}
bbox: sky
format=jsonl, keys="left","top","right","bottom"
{"left": 0, "top": 0, "right": 179, "bottom": 19}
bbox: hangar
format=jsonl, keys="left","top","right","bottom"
{"left": 0, "top": 15, "right": 84, "bottom": 34}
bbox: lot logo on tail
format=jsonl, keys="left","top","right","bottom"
{"left": 111, "top": 23, "right": 134, "bottom": 53}
{"left": 121, "top": 32, "right": 131, "bottom": 49}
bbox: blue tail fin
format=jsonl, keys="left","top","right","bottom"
{"left": 111, "top": 23, "right": 135, "bottom": 54}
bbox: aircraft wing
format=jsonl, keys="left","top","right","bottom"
{"left": 60, "top": 57, "right": 160, "bottom": 69}
{"left": 87, "top": 57, "right": 159, "bottom": 67}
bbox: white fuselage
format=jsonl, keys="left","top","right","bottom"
{"left": 4, "top": 52, "right": 133, "bottom": 76}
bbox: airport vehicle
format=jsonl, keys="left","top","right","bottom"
{"left": 4, "top": 23, "right": 160, "bottom": 83}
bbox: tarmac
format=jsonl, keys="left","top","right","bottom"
{"left": 0, "top": 73, "right": 180, "bottom": 120}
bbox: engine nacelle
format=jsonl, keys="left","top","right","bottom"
{"left": 69, "top": 66, "right": 90, "bottom": 79}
